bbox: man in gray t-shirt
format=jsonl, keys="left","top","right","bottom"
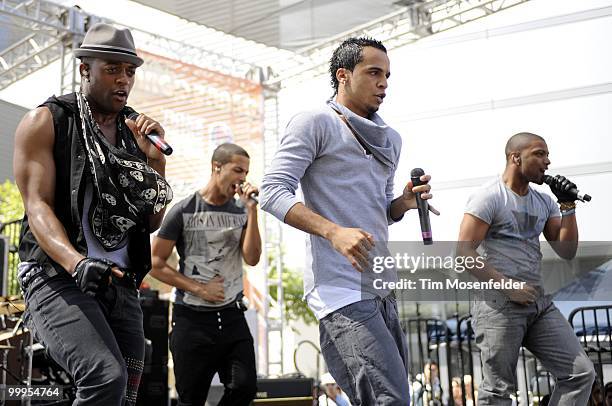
{"left": 156, "top": 193, "right": 247, "bottom": 308}
{"left": 150, "top": 143, "right": 261, "bottom": 406}
{"left": 464, "top": 175, "right": 560, "bottom": 288}
{"left": 458, "top": 132, "right": 594, "bottom": 405}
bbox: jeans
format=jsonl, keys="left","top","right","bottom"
{"left": 319, "top": 295, "right": 410, "bottom": 406}
{"left": 170, "top": 304, "right": 257, "bottom": 406}
{"left": 472, "top": 290, "right": 595, "bottom": 405}
{"left": 20, "top": 263, "right": 145, "bottom": 406}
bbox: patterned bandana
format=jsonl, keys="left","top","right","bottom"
{"left": 76, "top": 93, "right": 173, "bottom": 249}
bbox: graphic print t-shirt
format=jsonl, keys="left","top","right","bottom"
{"left": 157, "top": 192, "right": 247, "bottom": 310}
{"left": 464, "top": 177, "right": 560, "bottom": 288}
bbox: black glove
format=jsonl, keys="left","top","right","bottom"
{"left": 73, "top": 258, "right": 113, "bottom": 297}
{"left": 547, "top": 175, "right": 577, "bottom": 203}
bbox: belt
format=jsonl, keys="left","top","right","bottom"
{"left": 113, "top": 269, "right": 138, "bottom": 289}
{"left": 18, "top": 262, "right": 58, "bottom": 291}
{"left": 19, "top": 262, "right": 139, "bottom": 296}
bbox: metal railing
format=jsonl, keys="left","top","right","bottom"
{"left": 402, "top": 310, "right": 565, "bottom": 405}
{"left": 0, "top": 218, "right": 21, "bottom": 296}
{"left": 569, "top": 305, "right": 612, "bottom": 385}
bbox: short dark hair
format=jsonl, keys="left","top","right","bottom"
{"left": 211, "top": 143, "right": 249, "bottom": 167}
{"left": 504, "top": 132, "right": 546, "bottom": 159}
{"left": 329, "top": 37, "right": 387, "bottom": 95}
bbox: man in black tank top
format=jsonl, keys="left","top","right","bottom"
{"left": 13, "top": 23, "right": 171, "bottom": 405}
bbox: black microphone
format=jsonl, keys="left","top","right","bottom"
{"left": 127, "top": 112, "right": 173, "bottom": 155}
{"left": 542, "top": 175, "right": 591, "bottom": 202}
{"left": 411, "top": 168, "right": 432, "bottom": 245}
{"left": 238, "top": 183, "right": 259, "bottom": 204}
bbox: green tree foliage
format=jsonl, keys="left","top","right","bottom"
{"left": 268, "top": 253, "right": 317, "bottom": 326}
{"left": 0, "top": 180, "right": 24, "bottom": 223}
{"left": 0, "top": 180, "right": 24, "bottom": 295}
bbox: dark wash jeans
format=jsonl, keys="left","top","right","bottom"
{"left": 170, "top": 304, "right": 257, "bottom": 406}
{"left": 20, "top": 264, "right": 145, "bottom": 406}
{"left": 319, "top": 295, "right": 411, "bottom": 406}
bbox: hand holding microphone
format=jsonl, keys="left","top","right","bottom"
{"left": 237, "top": 182, "right": 259, "bottom": 207}
{"left": 126, "top": 112, "right": 173, "bottom": 156}
{"left": 543, "top": 174, "right": 591, "bottom": 203}
{"left": 409, "top": 168, "right": 439, "bottom": 245}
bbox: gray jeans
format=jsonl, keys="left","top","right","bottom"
{"left": 20, "top": 264, "right": 145, "bottom": 406}
{"left": 472, "top": 290, "right": 595, "bottom": 405}
{"left": 319, "top": 295, "right": 410, "bottom": 406}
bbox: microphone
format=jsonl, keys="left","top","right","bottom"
{"left": 411, "top": 168, "right": 432, "bottom": 245}
{"left": 238, "top": 183, "right": 259, "bottom": 204}
{"left": 542, "top": 175, "right": 591, "bottom": 202}
{"left": 127, "top": 112, "right": 173, "bottom": 155}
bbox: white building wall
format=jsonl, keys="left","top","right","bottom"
{"left": 277, "top": 0, "right": 612, "bottom": 254}
{"left": 0, "top": 100, "right": 28, "bottom": 182}
{"left": 384, "top": 0, "right": 612, "bottom": 242}
{"left": 274, "top": 0, "right": 612, "bottom": 375}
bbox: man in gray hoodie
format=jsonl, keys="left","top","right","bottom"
{"left": 261, "top": 37, "right": 436, "bottom": 405}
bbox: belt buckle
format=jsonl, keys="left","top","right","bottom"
{"left": 235, "top": 295, "right": 249, "bottom": 311}
{"left": 122, "top": 271, "right": 137, "bottom": 288}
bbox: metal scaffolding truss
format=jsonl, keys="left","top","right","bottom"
{"left": 0, "top": 0, "right": 262, "bottom": 92}
{"left": 129, "top": 28, "right": 260, "bottom": 81}
{"left": 0, "top": 0, "right": 284, "bottom": 376}
{"left": 261, "top": 80, "right": 284, "bottom": 376}
{"left": 265, "top": 0, "right": 532, "bottom": 85}
{"left": 0, "top": 0, "right": 87, "bottom": 90}
{"left": 0, "top": 0, "right": 535, "bottom": 378}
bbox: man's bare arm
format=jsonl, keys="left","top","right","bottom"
{"left": 238, "top": 183, "right": 262, "bottom": 266}
{"left": 150, "top": 237, "right": 224, "bottom": 303}
{"left": 240, "top": 206, "right": 262, "bottom": 266}
{"left": 543, "top": 215, "right": 578, "bottom": 260}
{"left": 13, "top": 107, "right": 83, "bottom": 274}
{"left": 457, "top": 213, "right": 537, "bottom": 305}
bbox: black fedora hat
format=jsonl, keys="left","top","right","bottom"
{"left": 74, "top": 23, "right": 144, "bottom": 67}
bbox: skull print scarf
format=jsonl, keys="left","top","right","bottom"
{"left": 76, "top": 92, "right": 172, "bottom": 250}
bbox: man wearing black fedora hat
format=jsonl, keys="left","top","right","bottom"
{"left": 14, "top": 23, "right": 172, "bottom": 405}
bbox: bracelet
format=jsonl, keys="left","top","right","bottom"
{"left": 561, "top": 208, "right": 576, "bottom": 217}
{"left": 559, "top": 202, "right": 576, "bottom": 211}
